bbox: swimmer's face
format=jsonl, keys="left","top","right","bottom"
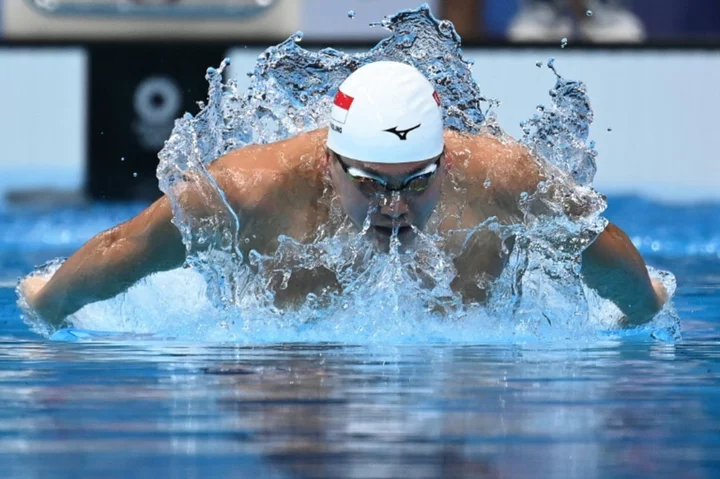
{"left": 327, "top": 149, "right": 445, "bottom": 244}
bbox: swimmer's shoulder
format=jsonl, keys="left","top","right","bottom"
{"left": 443, "top": 130, "right": 543, "bottom": 194}
{"left": 442, "top": 130, "right": 546, "bottom": 221}
{"left": 217, "top": 128, "right": 328, "bottom": 172}
{"left": 207, "top": 128, "right": 328, "bottom": 213}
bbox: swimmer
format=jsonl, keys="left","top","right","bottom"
{"left": 20, "top": 61, "right": 668, "bottom": 327}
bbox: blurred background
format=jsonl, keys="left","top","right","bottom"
{"left": 0, "top": 0, "right": 719, "bottom": 206}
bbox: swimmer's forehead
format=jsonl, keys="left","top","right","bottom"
{"left": 334, "top": 151, "right": 442, "bottom": 176}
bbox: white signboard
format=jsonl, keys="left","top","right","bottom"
{"left": 2, "top": 0, "right": 298, "bottom": 39}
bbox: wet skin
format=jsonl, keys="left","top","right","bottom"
{"left": 21, "top": 128, "right": 667, "bottom": 326}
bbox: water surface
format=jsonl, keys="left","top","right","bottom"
{"left": 1, "top": 197, "right": 718, "bottom": 478}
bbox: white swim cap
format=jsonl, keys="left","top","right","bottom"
{"left": 327, "top": 61, "right": 444, "bottom": 164}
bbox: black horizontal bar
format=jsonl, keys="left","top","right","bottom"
{"left": 1, "top": 38, "right": 720, "bottom": 51}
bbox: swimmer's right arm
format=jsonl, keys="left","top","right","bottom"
{"left": 23, "top": 196, "right": 185, "bottom": 326}
{"left": 21, "top": 130, "right": 324, "bottom": 326}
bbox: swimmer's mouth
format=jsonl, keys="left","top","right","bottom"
{"left": 373, "top": 225, "right": 413, "bottom": 237}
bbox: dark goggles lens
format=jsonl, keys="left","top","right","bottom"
{"left": 352, "top": 176, "right": 386, "bottom": 197}
{"left": 334, "top": 153, "right": 441, "bottom": 198}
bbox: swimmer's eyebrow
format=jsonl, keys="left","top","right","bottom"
{"left": 346, "top": 166, "right": 381, "bottom": 180}
{"left": 354, "top": 154, "right": 442, "bottom": 178}
{"left": 407, "top": 160, "right": 438, "bottom": 178}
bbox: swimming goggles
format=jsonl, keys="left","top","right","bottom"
{"left": 332, "top": 151, "right": 443, "bottom": 198}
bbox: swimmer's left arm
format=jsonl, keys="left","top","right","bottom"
{"left": 581, "top": 223, "right": 668, "bottom": 326}
{"left": 504, "top": 142, "right": 668, "bottom": 325}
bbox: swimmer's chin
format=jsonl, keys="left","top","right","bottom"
{"left": 369, "top": 225, "right": 416, "bottom": 251}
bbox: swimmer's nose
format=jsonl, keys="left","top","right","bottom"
{"left": 379, "top": 194, "right": 410, "bottom": 221}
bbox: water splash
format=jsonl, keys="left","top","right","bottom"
{"left": 520, "top": 58, "right": 598, "bottom": 186}
{"left": 17, "top": 5, "right": 679, "bottom": 343}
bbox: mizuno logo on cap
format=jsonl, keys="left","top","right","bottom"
{"left": 384, "top": 124, "right": 421, "bottom": 141}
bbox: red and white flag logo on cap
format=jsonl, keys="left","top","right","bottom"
{"left": 432, "top": 91, "right": 441, "bottom": 106}
{"left": 331, "top": 90, "right": 354, "bottom": 124}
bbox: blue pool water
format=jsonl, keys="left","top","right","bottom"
{"left": 1, "top": 196, "right": 719, "bottom": 478}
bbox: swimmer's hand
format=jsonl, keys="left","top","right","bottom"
{"left": 18, "top": 275, "right": 66, "bottom": 326}
{"left": 652, "top": 278, "right": 669, "bottom": 306}
{"left": 18, "top": 275, "right": 46, "bottom": 301}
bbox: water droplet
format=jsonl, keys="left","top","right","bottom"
{"left": 483, "top": 178, "right": 492, "bottom": 189}
{"left": 586, "top": 10, "right": 593, "bottom": 17}
{"left": 607, "top": 127, "right": 613, "bottom": 132}
{"left": 561, "top": 38, "right": 568, "bottom": 48}
{"left": 438, "top": 20, "right": 454, "bottom": 36}
{"left": 120, "top": 157, "right": 125, "bottom": 162}
{"left": 133, "top": 172, "right": 138, "bottom": 178}
{"left": 347, "top": 10, "right": 355, "bottom": 19}
{"left": 255, "top": 0, "right": 273, "bottom": 6}
{"left": 293, "top": 31, "right": 304, "bottom": 43}
{"left": 536, "top": 61, "right": 543, "bottom": 68}
{"left": 536, "top": 105, "right": 545, "bottom": 112}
